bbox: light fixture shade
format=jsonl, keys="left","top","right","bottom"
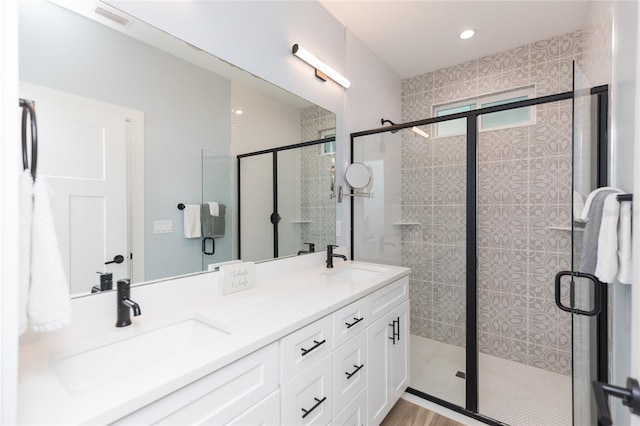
{"left": 292, "top": 44, "right": 351, "bottom": 89}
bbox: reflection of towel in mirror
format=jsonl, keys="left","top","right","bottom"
{"left": 183, "top": 205, "right": 201, "bottom": 238}
{"left": 202, "top": 203, "right": 226, "bottom": 238}
{"left": 207, "top": 202, "right": 219, "bottom": 217}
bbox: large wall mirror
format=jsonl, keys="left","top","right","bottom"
{"left": 18, "top": 0, "right": 337, "bottom": 297}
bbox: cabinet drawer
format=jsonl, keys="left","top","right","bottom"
{"left": 226, "top": 390, "right": 280, "bottom": 425}
{"left": 281, "top": 353, "right": 333, "bottom": 426}
{"left": 332, "top": 388, "right": 367, "bottom": 426}
{"left": 332, "top": 298, "right": 367, "bottom": 349}
{"left": 280, "top": 315, "right": 332, "bottom": 383}
{"left": 114, "top": 343, "right": 278, "bottom": 425}
{"left": 366, "top": 276, "right": 408, "bottom": 324}
{"left": 332, "top": 331, "right": 367, "bottom": 416}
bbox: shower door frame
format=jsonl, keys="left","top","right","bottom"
{"left": 349, "top": 86, "right": 609, "bottom": 425}
{"left": 237, "top": 135, "right": 335, "bottom": 259}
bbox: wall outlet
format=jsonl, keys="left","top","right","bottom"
{"left": 153, "top": 220, "right": 173, "bottom": 234}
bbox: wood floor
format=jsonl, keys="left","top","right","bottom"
{"left": 380, "top": 399, "right": 466, "bottom": 426}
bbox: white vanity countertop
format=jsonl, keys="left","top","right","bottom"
{"left": 18, "top": 257, "right": 409, "bottom": 425}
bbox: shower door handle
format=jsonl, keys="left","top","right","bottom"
{"left": 592, "top": 378, "right": 640, "bottom": 426}
{"left": 554, "top": 271, "right": 602, "bottom": 316}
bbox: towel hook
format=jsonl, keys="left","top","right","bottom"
{"left": 19, "top": 98, "right": 38, "bottom": 181}
{"left": 177, "top": 203, "right": 185, "bottom": 210}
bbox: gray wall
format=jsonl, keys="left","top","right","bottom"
{"left": 19, "top": 2, "right": 231, "bottom": 281}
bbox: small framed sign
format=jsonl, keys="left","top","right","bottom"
{"left": 219, "top": 262, "right": 256, "bottom": 295}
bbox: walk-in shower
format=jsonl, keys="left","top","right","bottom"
{"left": 349, "top": 62, "right": 609, "bottom": 425}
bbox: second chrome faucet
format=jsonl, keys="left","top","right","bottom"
{"left": 326, "top": 244, "right": 348, "bottom": 268}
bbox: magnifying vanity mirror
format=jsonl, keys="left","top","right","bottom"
{"left": 18, "top": 0, "right": 337, "bottom": 297}
{"left": 338, "top": 162, "right": 372, "bottom": 202}
{"left": 344, "top": 162, "right": 372, "bottom": 189}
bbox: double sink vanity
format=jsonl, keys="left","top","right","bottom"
{"left": 18, "top": 253, "right": 410, "bottom": 425}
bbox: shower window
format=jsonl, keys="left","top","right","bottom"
{"left": 433, "top": 86, "right": 536, "bottom": 137}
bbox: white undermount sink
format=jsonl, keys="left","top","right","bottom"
{"left": 50, "top": 315, "right": 233, "bottom": 394}
{"left": 325, "top": 264, "right": 389, "bottom": 281}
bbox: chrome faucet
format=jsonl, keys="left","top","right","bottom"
{"left": 116, "top": 279, "right": 141, "bottom": 327}
{"left": 326, "top": 244, "right": 347, "bottom": 268}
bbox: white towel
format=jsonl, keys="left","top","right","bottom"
{"left": 19, "top": 170, "right": 33, "bottom": 334}
{"left": 207, "top": 202, "right": 219, "bottom": 217}
{"left": 573, "top": 191, "right": 585, "bottom": 222}
{"left": 28, "top": 178, "right": 72, "bottom": 332}
{"left": 617, "top": 200, "right": 632, "bottom": 284}
{"left": 580, "top": 187, "right": 623, "bottom": 221}
{"left": 183, "top": 204, "right": 201, "bottom": 238}
{"left": 595, "top": 193, "right": 620, "bottom": 283}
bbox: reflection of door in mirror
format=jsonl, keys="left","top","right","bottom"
{"left": 19, "top": 83, "right": 144, "bottom": 295}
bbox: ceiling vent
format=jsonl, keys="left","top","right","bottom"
{"left": 94, "top": 6, "right": 130, "bottom": 26}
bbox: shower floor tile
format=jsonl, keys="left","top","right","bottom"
{"left": 410, "top": 335, "right": 572, "bottom": 426}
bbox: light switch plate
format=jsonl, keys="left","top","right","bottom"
{"left": 153, "top": 220, "right": 173, "bottom": 234}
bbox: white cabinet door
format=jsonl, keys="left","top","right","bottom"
{"left": 332, "top": 388, "right": 366, "bottom": 426}
{"left": 332, "top": 331, "right": 366, "bottom": 416}
{"left": 281, "top": 353, "right": 333, "bottom": 426}
{"left": 366, "top": 313, "right": 393, "bottom": 425}
{"left": 366, "top": 299, "right": 410, "bottom": 426}
{"left": 389, "top": 300, "right": 410, "bottom": 399}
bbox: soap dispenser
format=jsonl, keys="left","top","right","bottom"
{"left": 91, "top": 272, "right": 113, "bottom": 293}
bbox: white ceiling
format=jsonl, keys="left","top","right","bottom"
{"left": 320, "top": 0, "right": 590, "bottom": 79}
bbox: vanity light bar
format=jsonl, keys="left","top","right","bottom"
{"left": 292, "top": 44, "right": 351, "bottom": 89}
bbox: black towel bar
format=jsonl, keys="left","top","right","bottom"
{"left": 617, "top": 194, "right": 633, "bottom": 202}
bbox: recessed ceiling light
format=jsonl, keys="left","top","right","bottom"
{"left": 460, "top": 29, "right": 476, "bottom": 40}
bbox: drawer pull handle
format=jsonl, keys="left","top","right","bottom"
{"left": 301, "top": 396, "right": 327, "bottom": 419}
{"left": 300, "top": 339, "right": 326, "bottom": 356}
{"left": 345, "top": 317, "right": 364, "bottom": 329}
{"left": 345, "top": 363, "right": 364, "bottom": 379}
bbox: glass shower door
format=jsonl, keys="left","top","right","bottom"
{"left": 239, "top": 153, "right": 274, "bottom": 261}
{"left": 352, "top": 123, "right": 469, "bottom": 409}
{"left": 201, "top": 150, "right": 234, "bottom": 269}
{"left": 475, "top": 98, "right": 574, "bottom": 425}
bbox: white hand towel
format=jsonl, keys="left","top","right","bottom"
{"left": 19, "top": 170, "right": 33, "bottom": 335}
{"left": 595, "top": 193, "right": 620, "bottom": 283}
{"left": 183, "top": 204, "right": 201, "bottom": 238}
{"left": 617, "top": 200, "right": 632, "bottom": 284}
{"left": 28, "top": 178, "right": 72, "bottom": 332}
{"left": 580, "top": 187, "right": 623, "bottom": 221}
{"left": 207, "top": 202, "right": 219, "bottom": 217}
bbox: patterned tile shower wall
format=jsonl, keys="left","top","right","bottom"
{"left": 300, "top": 106, "right": 337, "bottom": 251}
{"left": 401, "top": 32, "right": 582, "bottom": 375}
